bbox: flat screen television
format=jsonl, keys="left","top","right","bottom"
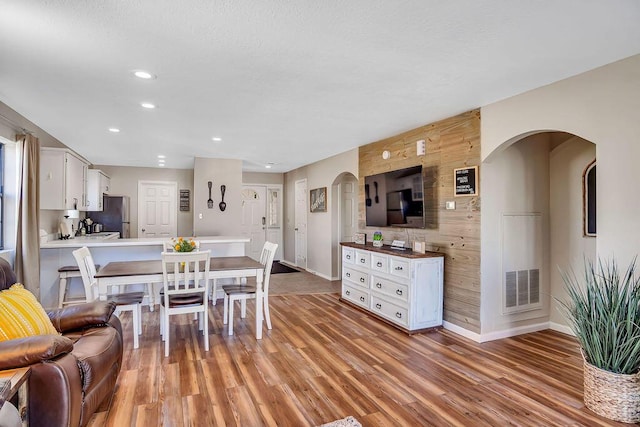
{"left": 364, "top": 165, "right": 425, "bottom": 228}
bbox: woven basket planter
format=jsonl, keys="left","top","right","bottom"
{"left": 583, "top": 358, "right": 640, "bottom": 423}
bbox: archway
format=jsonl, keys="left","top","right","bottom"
{"left": 480, "top": 131, "right": 596, "bottom": 338}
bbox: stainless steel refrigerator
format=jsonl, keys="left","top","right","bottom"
{"left": 89, "top": 195, "right": 130, "bottom": 238}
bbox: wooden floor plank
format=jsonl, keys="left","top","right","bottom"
{"left": 87, "top": 293, "right": 629, "bottom": 427}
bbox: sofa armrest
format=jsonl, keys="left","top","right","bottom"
{"left": 0, "top": 335, "right": 73, "bottom": 370}
{"left": 47, "top": 302, "right": 117, "bottom": 333}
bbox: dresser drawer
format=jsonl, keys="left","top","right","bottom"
{"left": 389, "top": 257, "right": 410, "bottom": 279}
{"left": 354, "top": 250, "right": 371, "bottom": 268}
{"left": 371, "top": 254, "right": 388, "bottom": 273}
{"left": 371, "top": 275, "right": 408, "bottom": 303}
{"left": 342, "top": 247, "right": 355, "bottom": 264}
{"left": 342, "top": 285, "right": 369, "bottom": 308}
{"left": 370, "top": 295, "right": 408, "bottom": 327}
{"left": 342, "top": 267, "right": 369, "bottom": 288}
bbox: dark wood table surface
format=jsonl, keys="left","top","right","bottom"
{"left": 95, "top": 256, "right": 263, "bottom": 278}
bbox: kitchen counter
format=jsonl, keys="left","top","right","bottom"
{"left": 39, "top": 235, "right": 250, "bottom": 308}
{"left": 41, "top": 235, "right": 248, "bottom": 249}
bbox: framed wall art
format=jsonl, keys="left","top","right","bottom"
{"left": 310, "top": 187, "right": 327, "bottom": 212}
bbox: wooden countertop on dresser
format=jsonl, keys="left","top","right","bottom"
{"left": 340, "top": 242, "right": 444, "bottom": 259}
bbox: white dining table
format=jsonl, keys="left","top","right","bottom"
{"left": 94, "top": 256, "right": 266, "bottom": 339}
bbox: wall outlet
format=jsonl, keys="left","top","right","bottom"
{"left": 446, "top": 201, "right": 456, "bottom": 210}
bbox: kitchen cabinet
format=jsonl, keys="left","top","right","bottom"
{"left": 340, "top": 242, "right": 444, "bottom": 332}
{"left": 40, "top": 148, "right": 89, "bottom": 210}
{"left": 86, "top": 169, "right": 111, "bottom": 211}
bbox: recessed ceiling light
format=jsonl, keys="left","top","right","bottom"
{"left": 157, "top": 155, "right": 166, "bottom": 159}
{"left": 108, "top": 128, "right": 120, "bottom": 133}
{"left": 158, "top": 160, "right": 165, "bottom": 164}
{"left": 141, "top": 102, "right": 156, "bottom": 109}
{"left": 133, "top": 70, "right": 156, "bottom": 80}
{"left": 158, "top": 163, "right": 165, "bottom": 167}
{"left": 265, "top": 164, "right": 272, "bottom": 169}
{"left": 212, "top": 137, "right": 222, "bottom": 142}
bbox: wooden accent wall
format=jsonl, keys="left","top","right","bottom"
{"left": 358, "top": 110, "right": 481, "bottom": 333}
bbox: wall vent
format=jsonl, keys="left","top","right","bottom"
{"left": 505, "top": 269, "right": 539, "bottom": 311}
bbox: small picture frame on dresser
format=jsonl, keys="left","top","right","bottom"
{"left": 413, "top": 241, "right": 426, "bottom": 254}
{"left": 354, "top": 233, "right": 366, "bottom": 244}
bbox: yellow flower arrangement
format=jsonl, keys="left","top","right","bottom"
{"left": 171, "top": 237, "right": 197, "bottom": 252}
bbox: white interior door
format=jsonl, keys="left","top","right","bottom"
{"left": 295, "top": 179, "right": 307, "bottom": 269}
{"left": 138, "top": 181, "right": 177, "bottom": 237}
{"left": 241, "top": 185, "right": 267, "bottom": 261}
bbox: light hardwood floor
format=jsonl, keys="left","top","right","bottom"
{"left": 88, "top": 277, "right": 625, "bottom": 426}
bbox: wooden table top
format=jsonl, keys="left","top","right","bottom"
{"left": 95, "top": 256, "right": 263, "bottom": 278}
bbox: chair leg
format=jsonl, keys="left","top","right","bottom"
{"left": 58, "top": 276, "right": 67, "bottom": 308}
{"left": 203, "top": 308, "right": 209, "bottom": 352}
{"left": 264, "top": 294, "right": 272, "bottom": 330}
{"left": 147, "top": 283, "right": 155, "bottom": 312}
{"left": 228, "top": 297, "right": 235, "bottom": 336}
{"left": 132, "top": 306, "right": 140, "bottom": 349}
{"left": 138, "top": 304, "right": 143, "bottom": 335}
{"left": 164, "top": 310, "right": 170, "bottom": 357}
{"left": 223, "top": 294, "right": 229, "bottom": 325}
{"left": 210, "top": 279, "right": 218, "bottom": 305}
{"left": 240, "top": 298, "right": 247, "bottom": 318}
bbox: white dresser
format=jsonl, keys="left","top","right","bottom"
{"left": 340, "top": 242, "right": 444, "bottom": 332}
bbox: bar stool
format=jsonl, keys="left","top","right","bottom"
{"left": 58, "top": 265, "right": 99, "bottom": 308}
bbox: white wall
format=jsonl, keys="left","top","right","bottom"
{"left": 97, "top": 165, "right": 194, "bottom": 237}
{"left": 549, "top": 137, "right": 596, "bottom": 325}
{"left": 482, "top": 54, "right": 640, "bottom": 268}
{"left": 193, "top": 157, "right": 243, "bottom": 236}
{"left": 480, "top": 134, "right": 551, "bottom": 337}
{"left": 242, "top": 172, "right": 284, "bottom": 185}
{"left": 283, "top": 149, "right": 358, "bottom": 279}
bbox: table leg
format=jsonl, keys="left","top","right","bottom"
{"left": 255, "top": 269, "right": 264, "bottom": 340}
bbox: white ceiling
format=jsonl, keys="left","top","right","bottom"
{"left": 1, "top": 1, "right": 639, "bottom": 173}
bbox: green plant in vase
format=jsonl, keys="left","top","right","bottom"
{"left": 556, "top": 257, "right": 640, "bottom": 423}
{"left": 372, "top": 231, "right": 383, "bottom": 247}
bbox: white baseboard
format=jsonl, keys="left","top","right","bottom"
{"left": 442, "top": 321, "right": 482, "bottom": 342}
{"left": 443, "top": 320, "right": 553, "bottom": 343}
{"left": 479, "top": 322, "right": 550, "bottom": 343}
{"left": 549, "top": 322, "right": 574, "bottom": 336}
{"left": 305, "top": 269, "right": 333, "bottom": 281}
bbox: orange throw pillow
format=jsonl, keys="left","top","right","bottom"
{"left": 0, "top": 284, "right": 58, "bottom": 341}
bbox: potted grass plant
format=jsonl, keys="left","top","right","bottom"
{"left": 557, "top": 257, "right": 640, "bottom": 423}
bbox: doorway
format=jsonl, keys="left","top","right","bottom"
{"left": 331, "top": 172, "right": 358, "bottom": 279}
{"left": 241, "top": 184, "right": 283, "bottom": 261}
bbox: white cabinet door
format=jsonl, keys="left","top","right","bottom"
{"left": 40, "top": 149, "right": 66, "bottom": 210}
{"left": 40, "top": 148, "right": 88, "bottom": 210}
{"left": 65, "top": 153, "right": 87, "bottom": 210}
{"left": 86, "top": 170, "right": 111, "bottom": 211}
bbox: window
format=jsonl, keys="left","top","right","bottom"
{"left": 0, "top": 137, "right": 18, "bottom": 252}
{"left": 583, "top": 160, "right": 596, "bottom": 237}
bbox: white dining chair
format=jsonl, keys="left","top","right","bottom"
{"left": 160, "top": 249, "right": 211, "bottom": 357}
{"left": 72, "top": 246, "right": 144, "bottom": 349}
{"left": 222, "top": 241, "right": 278, "bottom": 336}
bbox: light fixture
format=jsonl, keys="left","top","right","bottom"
{"left": 157, "top": 155, "right": 166, "bottom": 159}
{"left": 133, "top": 70, "right": 156, "bottom": 80}
{"left": 265, "top": 165, "right": 272, "bottom": 169}
{"left": 158, "top": 163, "right": 165, "bottom": 167}
{"left": 212, "top": 137, "right": 222, "bottom": 142}
{"left": 108, "top": 128, "right": 120, "bottom": 133}
{"left": 141, "top": 102, "right": 156, "bottom": 109}
{"left": 417, "top": 140, "right": 426, "bottom": 156}
{"left": 382, "top": 150, "right": 391, "bottom": 160}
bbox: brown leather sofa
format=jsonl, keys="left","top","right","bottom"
{"left": 0, "top": 258, "right": 123, "bottom": 427}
